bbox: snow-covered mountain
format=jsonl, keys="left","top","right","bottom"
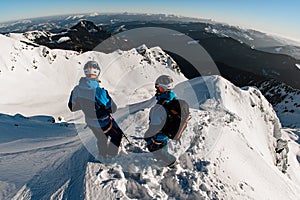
{"left": 203, "top": 23, "right": 300, "bottom": 48}
{"left": 4, "top": 17, "right": 300, "bottom": 90}
{"left": 0, "top": 13, "right": 204, "bottom": 34}
{"left": 0, "top": 33, "right": 181, "bottom": 117}
{"left": 0, "top": 34, "right": 300, "bottom": 199}
{"left": 257, "top": 80, "right": 300, "bottom": 128}
{"left": 202, "top": 22, "right": 300, "bottom": 62}
{"left": 5, "top": 20, "right": 112, "bottom": 52}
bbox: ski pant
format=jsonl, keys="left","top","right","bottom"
{"left": 89, "top": 118, "right": 123, "bottom": 157}
{"left": 146, "top": 133, "right": 176, "bottom": 166}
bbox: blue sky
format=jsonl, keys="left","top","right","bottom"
{"left": 0, "top": 0, "right": 299, "bottom": 41}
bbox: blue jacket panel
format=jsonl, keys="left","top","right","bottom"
{"left": 68, "top": 77, "right": 114, "bottom": 128}
{"left": 155, "top": 90, "right": 177, "bottom": 103}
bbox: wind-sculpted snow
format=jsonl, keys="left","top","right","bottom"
{"left": 0, "top": 34, "right": 300, "bottom": 199}
{"left": 0, "top": 33, "right": 182, "bottom": 118}
{"left": 0, "top": 113, "right": 90, "bottom": 199}
{"left": 82, "top": 76, "right": 300, "bottom": 200}
{"left": 1, "top": 75, "right": 300, "bottom": 199}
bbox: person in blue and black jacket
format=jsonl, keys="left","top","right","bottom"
{"left": 68, "top": 61, "right": 123, "bottom": 157}
{"left": 144, "top": 75, "right": 178, "bottom": 168}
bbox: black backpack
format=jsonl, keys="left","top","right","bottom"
{"left": 158, "top": 99, "right": 190, "bottom": 140}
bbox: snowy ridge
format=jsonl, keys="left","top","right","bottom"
{"left": 204, "top": 24, "right": 254, "bottom": 42}
{"left": 0, "top": 34, "right": 299, "bottom": 199}
{"left": 81, "top": 76, "right": 300, "bottom": 199}
{"left": 0, "top": 33, "right": 181, "bottom": 117}
{"left": 258, "top": 80, "right": 300, "bottom": 128}
{"left": 23, "top": 30, "right": 52, "bottom": 41}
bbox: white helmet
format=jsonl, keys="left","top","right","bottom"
{"left": 84, "top": 61, "right": 101, "bottom": 77}
{"left": 155, "top": 75, "right": 174, "bottom": 92}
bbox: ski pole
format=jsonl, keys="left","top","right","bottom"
{"left": 122, "top": 132, "right": 132, "bottom": 145}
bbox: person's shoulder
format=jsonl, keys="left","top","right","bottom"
{"left": 72, "top": 85, "right": 79, "bottom": 92}
{"left": 96, "top": 86, "right": 110, "bottom": 98}
{"left": 151, "top": 103, "right": 166, "bottom": 114}
{"left": 169, "top": 91, "right": 177, "bottom": 100}
{"left": 152, "top": 103, "right": 164, "bottom": 108}
{"left": 96, "top": 86, "right": 108, "bottom": 92}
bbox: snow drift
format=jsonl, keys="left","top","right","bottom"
{"left": 0, "top": 34, "right": 299, "bottom": 199}
{"left": 81, "top": 76, "right": 300, "bottom": 200}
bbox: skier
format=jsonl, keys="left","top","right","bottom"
{"left": 68, "top": 60, "right": 123, "bottom": 157}
{"left": 144, "top": 75, "right": 179, "bottom": 168}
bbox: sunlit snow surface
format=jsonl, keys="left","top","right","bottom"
{"left": 0, "top": 34, "right": 299, "bottom": 199}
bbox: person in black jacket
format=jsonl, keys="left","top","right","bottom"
{"left": 144, "top": 75, "right": 177, "bottom": 167}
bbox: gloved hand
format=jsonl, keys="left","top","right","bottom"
{"left": 144, "top": 125, "right": 162, "bottom": 139}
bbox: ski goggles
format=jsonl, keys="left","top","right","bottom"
{"left": 155, "top": 85, "right": 165, "bottom": 93}
{"left": 84, "top": 62, "right": 101, "bottom": 76}
{"left": 84, "top": 68, "right": 100, "bottom": 76}
{"left": 85, "top": 64, "right": 99, "bottom": 70}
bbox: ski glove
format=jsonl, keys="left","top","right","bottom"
{"left": 144, "top": 124, "right": 163, "bottom": 141}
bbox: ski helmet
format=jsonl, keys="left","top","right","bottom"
{"left": 155, "top": 75, "right": 174, "bottom": 92}
{"left": 83, "top": 61, "right": 101, "bottom": 77}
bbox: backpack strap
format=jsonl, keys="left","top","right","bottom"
{"left": 160, "top": 99, "right": 181, "bottom": 119}
{"left": 170, "top": 109, "right": 179, "bottom": 115}
{"left": 174, "top": 115, "right": 191, "bottom": 140}
{"left": 101, "top": 117, "right": 113, "bottom": 134}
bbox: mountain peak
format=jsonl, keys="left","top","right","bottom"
{"left": 71, "top": 20, "right": 101, "bottom": 33}
{"left": 9, "top": 19, "right": 112, "bottom": 52}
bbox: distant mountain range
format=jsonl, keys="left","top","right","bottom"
{"left": 0, "top": 13, "right": 206, "bottom": 33}
{"left": 2, "top": 13, "right": 300, "bottom": 122}
{"left": 22, "top": 20, "right": 112, "bottom": 52}
{"left": 1, "top": 15, "right": 300, "bottom": 199}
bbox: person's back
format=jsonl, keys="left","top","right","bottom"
{"left": 144, "top": 75, "right": 178, "bottom": 167}
{"left": 69, "top": 77, "right": 114, "bottom": 128}
{"left": 68, "top": 61, "right": 122, "bottom": 158}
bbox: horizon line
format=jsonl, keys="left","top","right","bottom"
{"left": 1, "top": 11, "right": 300, "bottom": 44}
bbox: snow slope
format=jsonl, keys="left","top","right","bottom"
{"left": 81, "top": 76, "right": 300, "bottom": 200}
{"left": 0, "top": 33, "right": 183, "bottom": 119}
{"left": 0, "top": 114, "right": 89, "bottom": 200}
{"left": 0, "top": 34, "right": 300, "bottom": 199}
